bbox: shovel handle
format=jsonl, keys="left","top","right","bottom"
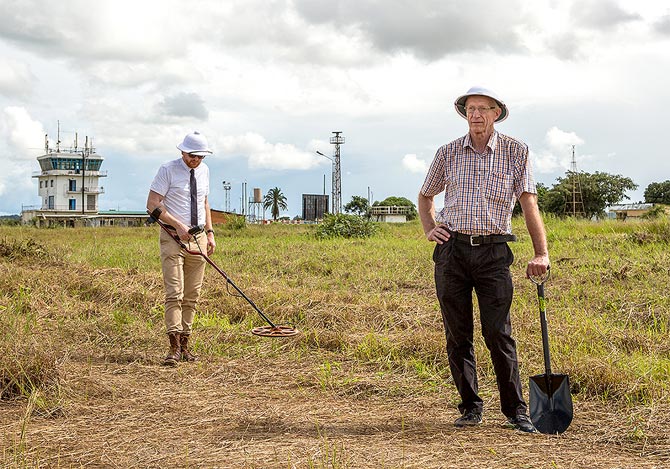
{"left": 529, "top": 266, "right": 551, "bottom": 286}
{"left": 530, "top": 268, "right": 553, "bottom": 377}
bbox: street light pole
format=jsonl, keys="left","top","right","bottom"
{"left": 316, "top": 150, "right": 334, "bottom": 214}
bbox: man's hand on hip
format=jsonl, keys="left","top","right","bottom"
{"left": 427, "top": 224, "right": 451, "bottom": 244}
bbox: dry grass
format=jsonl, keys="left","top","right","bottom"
{"left": 1, "top": 219, "right": 670, "bottom": 468}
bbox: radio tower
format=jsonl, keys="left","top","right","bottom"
{"left": 330, "top": 131, "right": 344, "bottom": 214}
{"left": 565, "top": 145, "right": 585, "bottom": 217}
{"left": 222, "top": 180, "right": 231, "bottom": 212}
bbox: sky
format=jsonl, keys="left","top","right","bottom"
{"left": 0, "top": 0, "right": 668, "bottom": 217}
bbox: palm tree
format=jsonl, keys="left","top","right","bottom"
{"left": 263, "top": 187, "right": 288, "bottom": 221}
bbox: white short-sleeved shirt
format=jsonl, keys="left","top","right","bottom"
{"left": 150, "top": 157, "right": 210, "bottom": 227}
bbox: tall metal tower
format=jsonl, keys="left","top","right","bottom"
{"left": 329, "top": 131, "right": 344, "bottom": 214}
{"left": 222, "top": 180, "right": 231, "bottom": 212}
{"left": 565, "top": 145, "right": 585, "bottom": 217}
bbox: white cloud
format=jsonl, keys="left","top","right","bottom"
{"left": 0, "top": 107, "right": 45, "bottom": 157}
{"left": 0, "top": 0, "right": 189, "bottom": 62}
{"left": 0, "top": 59, "right": 35, "bottom": 98}
{"left": 402, "top": 154, "right": 428, "bottom": 174}
{"left": 220, "top": 132, "right": 326, "bottom": 170}
{"left": 545, "top": 126, "right": 585, "bottom": 149}
{"left": 0, "top": 107, "right": 44, "bottom": 203}
{"left": 532, "top": 126, "right": 585, "bottom": 174}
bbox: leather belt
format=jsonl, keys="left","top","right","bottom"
{"left": 449, "top": 230, "right": 517, "bottom": 246}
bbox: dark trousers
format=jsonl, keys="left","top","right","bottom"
{"left": 433, "top": 238, "right": 526, "bottom": 418}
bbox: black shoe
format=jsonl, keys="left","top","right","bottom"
{"left": 454, "top": 410, "right": 482, "bottom": 427}
{"left": 506, "top": 414, "right": 537, "bottom": 433}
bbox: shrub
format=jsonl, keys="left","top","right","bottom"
{"left": 315, "top": 213, "right": 377, "bottom": 239}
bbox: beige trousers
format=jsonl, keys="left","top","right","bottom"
{"left": 159, "top": 229, "right": 207, "bottom": 335}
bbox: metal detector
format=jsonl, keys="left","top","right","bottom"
{"left": 147, "top": 211, "right": 299, "bottom": 338}
{"left": 528, "top": 268, "right": 573, "bottom": 434}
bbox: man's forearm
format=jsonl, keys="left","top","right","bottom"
{"left": 418, "top": 192, "right": 437, "bottom": 234}
{"left": 519, "top": 193, "right": 548, "bottom": 256}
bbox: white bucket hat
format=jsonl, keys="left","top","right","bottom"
{"left": 177, "top": 131, "right": 213, "bottom": 155}
{"left": 454, "top": 86, "right": 508, "bottom": 123}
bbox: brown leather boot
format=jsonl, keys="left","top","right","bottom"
{"left": 163, "top": 332, "right": 181, "bottom": 366}
{"left": 180, "top": 334, "right": 198, "bottom": 362}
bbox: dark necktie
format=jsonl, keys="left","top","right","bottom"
{"left": 190, "top": 168, "right": 198, "bottom": 226}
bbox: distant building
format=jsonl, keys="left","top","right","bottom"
{"left": 608, "top": 203, "right": 655, "bottom": 220}
{"left": 211, "top": 209, "right": 242, "bottom": 225}
{"left": 370, "top": 205, "right": 411, "bottom": 223}
{"left": 302, "top": 194, "right": 329, "bottom": 221}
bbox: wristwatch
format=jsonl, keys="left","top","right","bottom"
{"left": 206, "top": 229, "right": 214, "bottom": 234}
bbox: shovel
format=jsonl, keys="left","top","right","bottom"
{"left": 529, "top": 269, "right": 573, "bottom": 434}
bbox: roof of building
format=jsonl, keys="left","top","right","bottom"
{"left": 608, "top": 203, "right": 654, "bottom": 211}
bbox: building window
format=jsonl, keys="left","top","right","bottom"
{"left": 69, "top": 179, "right": 77, "bottom": 191}
{"left": 40, "top": 181, "right": 43, "bottom": 188}
{"left": 69, "top": 199, "right": 76, "bottom": 210}
{"left": 48, "top": 196, "right": 54, "bottom": 209}
{"left": 50, "top": 180, "right": 54, "bottom": 188}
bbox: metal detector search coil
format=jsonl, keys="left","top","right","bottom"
{"left": 251, "top": 325, "right": 300, "bottom": 338}
{"left": 148, "top": 211, "right": 300, "bottom": 339}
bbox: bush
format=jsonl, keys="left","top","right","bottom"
{"left": 223, "top": 214, "right": 247, "bottom": 230}
{"left": 315, "top": 213, "right": 377, "bottom": 239}
{"left": 641, "top": 205, "right": 667, "bottom": 220}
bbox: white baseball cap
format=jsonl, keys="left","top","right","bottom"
{"left": 454, "top": 86, "right": 508, "bottom": 123}
{"left": 177, "top": 131, "right": 213, "bottom": 155}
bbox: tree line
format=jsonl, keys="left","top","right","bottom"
{"left": 262, "top": 173, "right": 670, "bottom": 222}
{"left": 522, "top": 172, "right": 670, "bottom": 219}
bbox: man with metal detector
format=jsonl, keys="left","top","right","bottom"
{"left": 147, "top": 131, "right": 216, "bottom": 366}
{"left": 418, "top": 86, "right": 550, "bottom": 433}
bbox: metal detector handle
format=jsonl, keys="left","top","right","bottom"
{"left": 531, "top": 267, "right": 553, "bottom": 377}
{"left": 188, "top": 225, "right": 204, "bottom": 235}
{"left": 147, "top": 210, "right": 190, "bottom": 251}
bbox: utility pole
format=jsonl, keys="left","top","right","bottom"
{"left": 566, "top": 145, "right": 585, "bottom": 217}
{"left": 81, "top": 136, "right": 89, "bottom": 216}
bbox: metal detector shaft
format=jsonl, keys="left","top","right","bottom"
{"left": 197, "top": 252, "right": 277, "bottom": 328}
{"left": 147, "top": 211, "right": 277, "bottom": 328}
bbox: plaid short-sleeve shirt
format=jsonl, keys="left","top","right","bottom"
{"left": 420, "top": 130, "right": 535, "bottom": 235}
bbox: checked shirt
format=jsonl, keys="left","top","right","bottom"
{"left": 420, "top": 130, "right": 536, "bottom": 235}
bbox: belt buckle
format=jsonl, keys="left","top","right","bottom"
{"left": 470, "top": 235, "right": 481, "bottom": 246}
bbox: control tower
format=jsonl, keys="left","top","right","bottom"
{"left": 22, "top": 123, "right": 107, "bottom": 225}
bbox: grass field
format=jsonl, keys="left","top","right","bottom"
{"left": 1, "top": 216, "right": 670, "bottom": 468}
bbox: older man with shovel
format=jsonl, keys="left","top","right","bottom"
{"left": 418, "top": 86, "right": 550, "bottom": 433}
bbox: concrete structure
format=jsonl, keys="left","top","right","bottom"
{"left": 370, "top": 205, "right": 411, "bottom": 223}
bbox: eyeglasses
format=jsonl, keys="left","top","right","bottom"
{"left": 464, "top": 105, "right": 498, "bottom": 116}
{"left": 187, "top": 153, "right": 206, "bottom": 160}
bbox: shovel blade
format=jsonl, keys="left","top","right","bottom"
{"left": 529, "top": 373, "right": 573, "bottom": 434}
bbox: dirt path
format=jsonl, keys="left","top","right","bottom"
{"left": 2, "top": 355, "right": 668, "bottom": 469}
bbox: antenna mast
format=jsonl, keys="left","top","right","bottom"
{"left": 222, "top": 181, "right": 231, "bottom": 212}
{"left": 329, "top": 131, "right": 344, "bottom": 214}
{"left": 565, "top": 145, "right": 585, "bottom": 218}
